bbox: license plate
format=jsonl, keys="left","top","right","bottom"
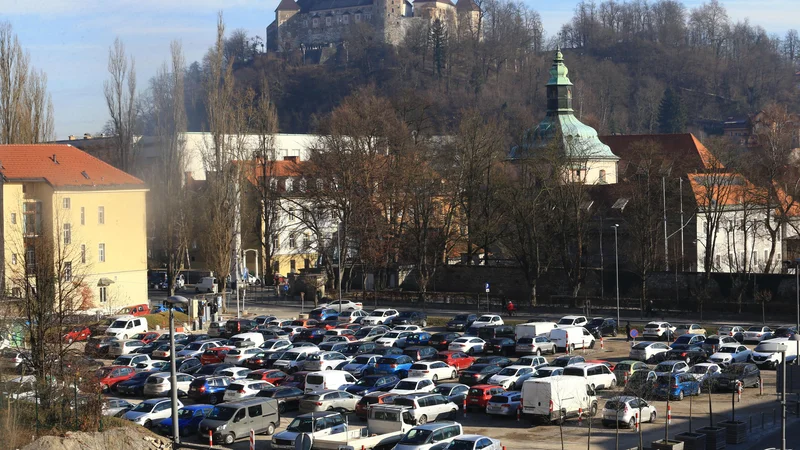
{"left": 469, "top": 398, "right": 479, "bottom": 403}
{"left": 488, "top": 406, "right": 500, "bottom": 411}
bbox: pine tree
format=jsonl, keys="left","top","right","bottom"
{"left": 657, "top": 87, "right": 687, "bottom": 134}
{"left": 430, "top": 19, "right": 447, "bottom": 79}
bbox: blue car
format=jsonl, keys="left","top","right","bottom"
{"left": 116, "top": 370, "right": 158, "bottom": 396}
{"left": 373, "top": 355, "right": 414, "bottom": 378}
{"left": 406, "top": 332, "right": 432, "bottom": 346}
{"left": 157, "top": 404, "right": 213, "bottom": 437}
{"left": 654, "top": 372, "right": 701, "bottom": 400}
{"left": 342, "top": 354, "right": 381, "bottom": 377}
{"left": 187, "top": 376, "right": 231, "bottom": 405}
{"left": 344, "top": 374, "right": 401, "bottom": 395}
{"left": 309, "top": 308, "right": 338, "bottom": 321}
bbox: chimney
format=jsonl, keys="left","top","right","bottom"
{"left": 284, "top": 156, "right": 299, "bottom": 163}
{"left": 68, "top": 135, "right": 76, "bottom": 141}
{"left": 52, "top": 154, "right": 58, "bottom": 164}
{"left": 83, "top": 133, "right": 92, "bottom": 139}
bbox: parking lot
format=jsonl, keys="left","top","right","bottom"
{"left": 11, "top": 299, "right": 797, "bottom": 450}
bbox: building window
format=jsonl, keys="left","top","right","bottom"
{"left": 80, "top": 207, "right": 85, "bottom": 225}
{"left": 23, "top": 201, "right": 42, "bottom": 236}
{"left": 326, "top": 16, "right": 332, "bottom": 26}
{"left": 81, "top": 245, "right": 86, "bottom": 264}
{"left": 62, "top": 197, "right": 70, "bottom": 209}
{"left": 99, "top": 286, "right": 108, "bottom": 303}
{"left": 715, "top": 254, "right": 720, "bottom": 267}
{"left": 288, "top": 207, "right": 295, "bottom": 218}
{"left": 303, "top": 234, "right": 311, "bottom": 248}
{"left": 285, "top": 178, "right": 293, "bottom": 192}
{"left": 337, "top": 15, "right": 342, "bottom": 23}
{"left": 355, "top": 13, "right": 361, "bottom": 22}
{"left": 312, "top": 17, "right": 319, "bottom": 27}
{"left": 99, "top": 243, "right": 106, "bottom": 262}
{"left": 343, "top": 14, "right": 349, "bottom": 24}
{"left": 10, "top": 213, "right": 15, "bottom": 224}
{"left": 63, "top": 223, "right": 71, "bottom": 244}
{"left": 272, "top": 236, "right": 279, "bottom": 251}
{"left": 289, "top": 234, "right": 297, "bottom": 249}
{"left": 64, "top": 262, "right": 72, "bottom": 282}
{"left": 11, "top": 254, "right": 16, "bottom": 265}
{"left": 599, "top": 169, "right": 606, "bottom": 183}
{"left": 290, "top": 259, "right": 296, "bottom": 272}
{"left": 304, "top": 258, "right": 311, "bottom": 269}
{"left": 98, "top": 206, "right": 105, "bottom": 224}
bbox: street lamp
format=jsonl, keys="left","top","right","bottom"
{"left": 165, "top": 295, "right": 189, "bottom": 444}
{"left": 759, "top": 341, "right": 788, "bottom": 450}
{"left": 612, "top": 224, "right": 620, "bottom": 330}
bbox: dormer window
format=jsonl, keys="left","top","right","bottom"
{"left": 355, "top": 13, "right": 361, "bottom": 22}
{"left": 312, "top": 17, "right": 319, "bottom": 28}
{"left": 343, "top": 14, "right": 349, "bottom": 24}
{"left": 325, "top": 16, "right": 332, "bottom": 26}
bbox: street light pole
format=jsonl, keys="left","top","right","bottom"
{"left": 165, "top": 296, "right": 189, "bottom": 445}
{"left": 613, "top": 224, "right": 620, "bottom": 329}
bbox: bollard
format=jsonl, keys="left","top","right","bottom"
{"left": 624, "top": 372, "right": 629, "bottom": 386}
{"left": 667, "top": 405, "right": 672, "bottom": 425}
{"left": 635, "top": 412, "right": 639, "bottom": 432}
{"left": 600, "top": 337, "right": 604, "bottom": 350}
{"left": 463, "top": 398, "right": 468, "bottom": 418}
{"left": 759, "top": 376, "right": 763, "bottom": 396}
{"left": 209, "top": 429, "right": 213, "bottom": 448}
{"left": 737, "top": 381, "right": 742, "bottom": 402}
{"left": 578, "top": 407, "right": 583, "bottom": 426}
{"left": 250, "top": 429, "right": 255, "bottom": 450}
{"left": 517, "top": 406, "right": 521, "bottom": 422}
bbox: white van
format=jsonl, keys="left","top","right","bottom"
{"left": 195, "top": 276, "right": 218, "bottom": 293}
{"left": 106, "top": 315, "right": 148, "bottom": 339}
{"left": 562, "top": 363, "right": 617, "bottom": 390}
{"left": 752, "top": 338, "right": 799, "bottom": 369}
{"left": 229, "top": 332, "right": 265, "bottom": 348}
{"left": 521, "top": 376, "right": 597, "bottom": 424}
{"left": 304, "top": 370, "right": 359, "bottom": 393}
{"left": 549, "top": 327, "right": 595, "bottom": 352}
{"left": 515, "top": 322, "right": 558, "bottom": 340}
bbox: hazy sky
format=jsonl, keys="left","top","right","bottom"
{"left": 2, "top": 0, "right": 797, "bottom": 139}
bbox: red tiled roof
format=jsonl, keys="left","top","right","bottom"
{"left": 599, "top": 133, "right": 723, "bottom": 173}
{"left": 236, "top": 158, "right": 304, "bottom": 186}
{"left": 0, "top": 144, "right": 144, "bottom": 189}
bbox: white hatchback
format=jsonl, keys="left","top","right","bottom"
{"left": 361, "top": 309, "right": 400, "bottom": 326}
{"left": 390, "top": 377, "right": 436, "bottom": 395}
{"left": 470, "top": 315, "right": 504, "bottom": 329}
{"left": 408, "top": 361, "right": 458, "bottom": 382}
{"left": 448, "top": 337, "right": 486, "bottom": 355}
{"left": 602, "top": 396, "right": 657, "bottom": 429}
{"left": 487, "top": 365, "right": 536, "bottom": 390}
{"left": 224, "top": 347, "right": 263, "bottom": 365}
{"left": 222, "top": 379, "right": 274, "bottom": 401}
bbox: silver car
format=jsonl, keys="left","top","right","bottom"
{"left": 298, "top": 389, "right": 360, "bottom": 413}
{"left": 102, "top": 397, "right": 135, "bottom": 417}
{"left": 515, "top": 336, "right": 556, "bottom": 355}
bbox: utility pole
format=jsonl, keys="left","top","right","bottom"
{"left": 613, "top": 224, "right": 620, "bottom": 329}
{"left": 663, "top": 177, "right": 669, "bottom": 271}
{"left": 679, "top": 177, "right": 685, "bottom": 271}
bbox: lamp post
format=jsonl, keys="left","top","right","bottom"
{"left": 165, "top": 295, "right": 189, "bottom": 444}
{"left": 759, "top": 341, "right": 787, "bottom": 450}
{"left": 612, "top": 224, "right": 620, "bottom": 329}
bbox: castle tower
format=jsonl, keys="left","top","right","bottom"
{"left": 455, "top": 0, "right": 480, "bottom": 37}
{"left": 274, "top": 0, "right": 301, "bottom": 51}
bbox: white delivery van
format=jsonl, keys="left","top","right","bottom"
{"left": 229, "top": 332, "right": 265, "bottom": 348}
{"left": 549, "top": 327, "right": 595, "bottom": 352}
{"left": 195, "top": 276, "right": 218, "bottom": 293}
{"left": 752, "top": 338, "right": 799, "bottom": 369}
{"left": 515, "top": 322, "right": 558, "bottom": 340}
{"left": 304, "top": 370, "right": 359, "bottom": 393}
{"left": 521, "top": 376, "right": 597, "bottom": 424}
{"left": 106, "top": 315, "right": 148, "bottom": 339}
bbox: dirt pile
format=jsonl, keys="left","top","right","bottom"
{"left": 22, "top": 426, "right": 172, "bottom": 450}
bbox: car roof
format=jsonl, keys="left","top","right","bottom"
{"left": 457, "top": 435, "right": 491, "bottom": 442}
{"left": 561, "top": 315, "right": 583, "bottom": 319}
{"left": 379, "top": 354, "right": 406, "bottom": 360}
{"left": 503, "top": 365, "right": 531, "bottom": 370}
{"left": 412, "top": 421, "right": 461, "bottom": 431}
{"left": 142, "top": 397, "right": 171, "bottom": 404}
{"left": 399, "top": 377, "right": 428, "bottom": 382}
{"left": 297, "top": 411, "right": 341, "bottom": 418}
{"left": 658, "top": 360, "right": 682, "bottom": 365}
{"left": 469, "top": 384, "right": 500, "bottom": 389}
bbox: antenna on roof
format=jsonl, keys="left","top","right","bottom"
{"left": 81, "top": 171, "right": 90, "bottom": 179}
{"left": 51, "top": 154, "right": 59, "bottom": 164}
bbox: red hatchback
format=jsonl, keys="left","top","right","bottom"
{"left": 200, "top": 347, "right": 231, "bottom": 365}
{"left": 466, "top": 384, "right": 505, "bottom": 410}
{"left": 132, "top": 331, "right": 161, "bottom": 344}
{"left": 246, "top": 369, "right": 288, "bottom": 385}
{"left": 63, "top": 326, "right": 91, "bottom": 343}
{"left": 436, "top": 351, "right": 475, "bottom": 371}
{"left": 95, "top": 365, "right": 136, "bottom": 392}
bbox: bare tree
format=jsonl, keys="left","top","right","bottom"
{"left": 104, "top": 37, "right": 138, "bottom": 173}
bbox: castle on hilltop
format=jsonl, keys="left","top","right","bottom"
{"left": 266, "top": 0, "right": 480, "bottom": 52}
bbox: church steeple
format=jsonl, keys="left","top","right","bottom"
{"left": 546, "top": 47, "right": 573, "bottom": 114}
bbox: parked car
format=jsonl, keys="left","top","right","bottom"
{"left": 103, "top": 397, "right": 135, "bottom": 417}
{"left": 224, "top": 319, "right": 258, "bottom": 337}
{"left": 123, "top": 398, "right": 183, "bottom": 428}
{"left": 317, "top": 342, "right": 350, "bottom": 353}
{"left": 200, "top": 347, "right": 232, "bottom": 365}
{"left": 743, "top": 326, "right": 773, "bottom": 344}
{"left": 447, "top": 314, "right": 478, "bottom": 332}
{"left": 394, "top": 422, "right": 463, "bottom": 450}
{"left": 116, "top": 370, "right": 158, "bottom": 396}
{"left": 458, "top": 364, "right": 503, "bottom": 386}
{"left": 487, "top": 365, "right": 535, "bottom": 390}
{"left": 303, "top": 351, "right": 350, "bottom": 371}
{"left": 612, "top": 360, "right": 650, "bottom": 384}
{"left": 195, "top": 276, "right": 218, "bottom": 293}
{"left": 674, "top": 324, "right": 707, "bottom": 337}
{"left": 208, "top": 321, "right": 226, "bottom": 338}
{"left": 689, "top": 363, "right": 721, "bottom": 382}
{"left": 408, "top": 361, "right": 458, "bottom": 382}
{"left": 642, "top": 322, "right": 676, "bottom": 340}
{"left": 342, "top": 341, "right": 378, "bottom": 357}
{"left": 218, "top": 367, "right": 252, "bottom": 380}
{"left": 299, "top": 389, "right": 359, "bottom": 413}
{"left": 246, "top": 369, "right": 288, "bottom": 385}
{"left": 223, "top": 380, "right": 273, "bottom": 402}
{"left": 671, "top": 334, "right": 706, "bottom": 348}
{"left": 157, "top": 404, "right": 213, "bottom": 437}
{"left": 393, "top": 393, "right": 459, "bottom": 424}
{"left": 653, "top": 360, "right": 690, "bottom": 375}
{"left": 602, "top": 396, "right": 657, "bottom": 428}
{"left": 353, "top": 392, "right": 397, "bottom": 419}
{"left": 376, "top": 331, "right": 414, "bottom": 349}
{"left": 344, "top": 374, "right": 401, "bottom": 396}
{"left": 701, "top": 335, "right": 739, "bottom": 355}
{"left": 109, "top": 339, "right": 146, "bottom": 356}
{"left": 563, "top": 362, "right": 617, "bottom": 390}
{"left": 662, "top": 345, "right": 708, "bottom": 365}
{"left": 435, "top": 352, "right": 475, "bottom": 371}
{"left": 115, "top": 304, "right": 151, "bottom": 317}
{"left": 271, "top": 411, "right": 347, "bottom": 450}
{"left": 556, "top": 315, "right": 588, "bottom": 328}
{"left": 341, "top": 354, "right": 380, "bottom": 377}
{"left": 64, "top": 326, "right": 91, "bottom": 343}
{"left": 113, "top": 353, "right": 151, "bottom": 368}
{"left": 485, "top": 391, "right": 522, "bottom": 417}
{"left": 373, "top": 355, "right": 415, "bottom": 378}
{"left": 465, "top": 385, "right": 505, "bottom": 411}
{"left": 513, "top": 355, "right": 548, "bottom": 369}
{"left": 717, "top": 325, "right": 746, "bottom": 341}
{"left": 200, "top": 398, "right": 280, "bottom": 444}
{"left": 427, "top": 333, "right": 460, "bottom": 351}
{"left": 448, "top": 337, "right": 486, "bottom": 355}
{"left": 361, "top": 309, "right": 400, "bottom": 326}
{"left": 629, "top": 341, "right": 671, "bottom": 363}
{"left": 151, "top": 343, "right": 185, "bottom": 360}
{"left": 294, "top": 329, "right": 327, "bottom": 345}
{"left": 470, "top": 315, "right": 504, "bottom": 330}
{"left": 403, "top": 346, "right": 439, "bottom": 362}
{"left": 441, "top": 435, "right": 502, "bottom": 450}
{"left": 353, "top": 325, "right": 390, "bottom": 341}
{"left": 515, "top": 336, "right": 556, "bottom": 355}
{"left": 406, "top": 332, "right": 432, "bottom": 346}
{"left": 390, "top": 377, "right": 436, "bottom": 395}
{"left": 336, "top": 310, "right": 368, "bottom": 324}
{"left": 585, "top": 318, "right": 618, "bottom": 338}
{"left": 320, "top": 299, "right": 363, "bottom": 311}
{"left": 194, "top": 363, "right": 236, "bottom": 378}
{"left": 143, "top": 372, "right": 194, "bottom": 397}
{"left": 473, "top": 356, "right": 512, "bottom": 368}
{"left": 256, "top": 386, "right": 305, "bottom": 413}
{"left": 709, "top": 344, "right": 753, "bottom": 366}
{"left": 623, "top": 370, "right": 658, "bottom": 399}
{"left": 654, "top": 373, "right": 700, "bottom": 400}
{"left": 712, "top": 363, "right": 761, "bottom": 390}
{"left": 188, "top": 376, "right": 231, "bottom": 405}
{"left": 550, "top": 355, "right": 586, "bottom": 368}
{"left": 309, "top": 308, "right": 339, "bottom": 322}
{"left": 95, "top": 365, "right": 136, "bottom": 392}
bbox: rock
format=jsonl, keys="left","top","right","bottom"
{"left": 22, "top": 426, "right": 171, "bottom": 450}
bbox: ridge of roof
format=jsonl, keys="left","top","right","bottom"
{"left": 276, "top": 0, "right": 301, "bottom": 11}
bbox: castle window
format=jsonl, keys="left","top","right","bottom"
{"left": 326, "top": 16, "right": 332, "bottom": 26}
{"left": 337, "top": 15, "right": 342, "bottom": 23}
{"left": 599, "top": 169, "right": 606, "bottom": 183}
{"left": 312, "top": 17, "right": 319, "bottom": 27}
{"left": 355, "top": 13, "right": 361, "bottom": 22}
{"left": 303, "top": 19, "right": 308, "bottom": 27}
{"left": 365, "top": 12, "right": 371, "bottom": 20}
{"left": 343, "top": 14, "right": 349, "bottom": 24}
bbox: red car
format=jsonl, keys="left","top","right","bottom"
{"left": 132, "top": 331, "right": 161, "bottom": 344}
{"left": 95, "top": 365, "right": 136, "bottom": 392}
{"left": 115, "top": 303, "right": 150, "bottom": 317}
{"left": 466, "top": 384, "right": 505, "bottom": 410}
{"left": 436, "top": 351, "right": 475, "bottom": 371}
{"left": 63, "top": 326, "right": 91, "bottom": 343}
{"left": 200, "top": 347, "right": 231, "bottom": 365}
{"left": 246, "top": 369, "right": 288, "bottom": 385}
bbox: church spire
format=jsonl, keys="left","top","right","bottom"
{"left": 546, "top": 48, "right": 573, "bottom": 114}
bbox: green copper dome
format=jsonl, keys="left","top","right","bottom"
{"left": 510, "top": 49, "right": 618, "bottom": 162}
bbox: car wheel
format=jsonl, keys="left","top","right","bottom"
{"left": 432, "top": 374, "right": 439, "bottom": 382}
{"left": 468, "top": 348, "right": 474, "bottom": 355}
{"left": 650, "top": 411, "right": 657, "bottom": 423}
{"left": 327, "top": 406, "right": 334, "bottom": 411}
{"left": 589, "top": 341, "right": 596, "bottom": 349}
{"left": 143, "top": 419, "right": 152, "bottom": 429}
{"left": 609, "top": 379, "right": 616, "bottom": 389}
{"left": 753, "top": 378, "right": 760, "bottom": 388}
{"left": 223, "top": 433, "right": 235, "bottom": 445}
{"left": 535, "top": 349, "right": 542, "bottom": 356}
{"left": 209, "top": 395, "right": 218, "bottom": 405}
{"left": 590, "top": 402, "right": 598, "bottom": 417}
{"left": 677, "top": 390, "right": 684, "bottom": 401}
{"left": 265, "top": 423, "right": 276, "bottom": 436}
{"left": 449, "top": 409, "right": 457, "bottom": 420}
{"left": 628, "top": 417, "right": 636, "bottom": 429}
{"left": 278, "top": 402, "right": 286, "bottom": 414}
{"left": 418, "top": 414, "right": 428, "bottom": 425}
{"left": 451, "top": 370, "right": 457, "bottom": 380}
{"left": 613, "top": 329, "right": 618, "bottom": 337}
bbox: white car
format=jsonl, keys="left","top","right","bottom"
{"left": 177, "top": 340, "right": 223, "bottom": 358}
{"left": 133, "top": 360, "right": 169, "bottom": 373}
{"left": 321, "top": 300, "right": 363, "bottom": 311}
{"left": 743, "top": 326, "right": 772, "bottom": 343}
{"left": 442, "top": 435, "right": 502, "bottom": 450}
{"left": 142, "top": 372, "right": 194, "bottom": 397}
{"left": 487, "top": 365, "right": 536, "bottom": 390}
{"left": 513, "top": 355, "right": 548, "bottom": 369}
{"left": 223, "top": 347, "right": 263, "bottom": 365}
{"left": 389, "top": 377, "right": 436, "bottom": 395}
{"left": 109, "top": 339, "right": 145, "bottom": 356}
{"left": 361, "top": 309, "right": 400, "bottom": 325}
{"left": 448, "top": 337, "right": 486, "bottom": 355}
{"left": 123, "top": 398, "right": 183, "bottom": 428}
{"left": 629, "top": 341, "right": 671, "bottom": 363}
{"left": 336, "top": 310, "right": 368, "bottom": 323}
{"left": 563, "top": 362, "right": 617, "bottom": 390}
{"left": 376, "top": 331, "right": 414, "bottom": 348}
{"left": 222, "top": 379, "right": 274, "bottom": 401}
{"left": 393, "top": 325, "right": 422, "bottom": 332}
{"left": 469, "top": 315, "right": 503, "bottom": 329}
{"left": 303, "top": 351, "right": 350, "bottom": 371}
{"left": 218, "top": 367, "right": 252, "bottom": 380}
{"left": 689, "top": 363, "right": 721, "bottom": 382}
{"left": 556, "top": 315, "right": 588, "bottom": 328}
{"left": 260, "top": 339, "right": 293, "bottom": 352}
{"left": 602, "top": 396, "right": 657, "bottom": 429}
{"left": 642, "top": 322, "right": 676, "bottom": 340}
{"left": 408, "top": 361, "right": 458, "bottom": 382}
{"left": 709, "top": 344, "right": 752, "bottom": 366}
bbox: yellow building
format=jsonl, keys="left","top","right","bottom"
{"left": 1, "top": 144, "right": 148, "bottom": 311}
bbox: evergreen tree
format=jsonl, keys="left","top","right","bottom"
{"left": 430, "top": 19, "right": 447, "bottom": 79}
{"left": 658, "top": 87, "right": 687, "bottom": 134}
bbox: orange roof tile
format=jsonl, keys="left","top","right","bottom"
{"left": 0, "top": 144, "right": 144, "bottom": 189}
{"left": 236, "top": 158, "right": 304, "bottom": 186}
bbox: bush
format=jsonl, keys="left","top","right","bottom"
{"left": 144, "top": 311, "right": 189, "bottom": 330}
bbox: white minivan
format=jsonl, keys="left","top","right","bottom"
{"left": 304, "top": 370, "right": 359, "bottom": 393}
{"left": 521, "top": 376, "right": 597, "bottom": 424}
{"left": 562, "top": 363, "right": 617, "bottom": 390}
{"left": 195, "top": 276, "right": 218, "bottom": 293}
{"left": 106, "top": 315, "right": 148, "bottom": 340}
{"left": 229, "top": 332, "right": 265, "bottom": 348}
{"left": 515, "top": 322, "right": 558, "bottom": 340}
{"left": 549, "top": 327, "right": 595, "bottom": 352}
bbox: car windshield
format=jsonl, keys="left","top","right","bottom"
{"left": 129, "top": 372, "right": 152, "bottom": 381}
{"left": 185, "top": 343, "right": 203, "bottom": 350}
{"left": 356, "top": 377, "right": 378, "bottom": 387}
{"left": 178, "top": 408, "right": 196, "bottom": 419}
{"left": 208, "top": 406, "right": 236, "bottom": 421}
{"left": 279, "top": 353, "right": 300, "bottom": 361}
{"left": 718, "top": 347, "right": 737, "bottom": 353}
{"left": 604, "top": 400, "right": 624, "bottom": 410}
{"left": 498, "top": 367, "right": 519, "bottom": 376}
{"left": 655, "top": 363, "right": 675, "bottom": 372}
{"left": 645, "top": 323, "right": 660, "bottom": 329}
{"left": 551, "top": 358, "right": 570, "bottom": 367}
{"left": 705, "top": 338, "right": 721, "bottom": 345}
{"left": 286, "top": 417, "right": 314, "bottom": 433}
{"left": 557, "top": 318, "right": 574, "bottom": 325}
{"left": 719, "top": 326, "right": 733, "bottom": 332}
{"left": 615, "top": 363, "right": 632, "bottom": 371}
{"left": 691, "top": 366, "right": 710, "bottom": 374}
{"left": 629, "top": 371, "right": 650, "bottom": 382}
{"left": 132, "top": 402, "right": 156, "bottom": 413}
{"left": 385, "top": 332, "right": 401, "bottom": 339}
{"left": 110, "top": 320, "right": 127, "bottom": 328}
{"left": 395, "top": 381, "right": 417, "bottom": 390}
{"left": 747, "top": 327, "right": 763, "bottom": 332}
{"left": 377, "top": 358, "right": 398, "bottom": 365}
{"left": 722, "top": 365, "right": 747, "bottom": 375}
{"left": 453, "top": 315, "right": 469, "bottom": 321}
{"left": 433, "top": 386, "right": 452, "bottom": 395}
{"left": 399, "top": 429, "right": 432, "bottom": 444}
{"left": 517, "top": 338, "right": 533, "bottom": 344}
{"left": 589, "top": 319, "right": 604, "bottom": 325}
{"left": 632, "top": 342, "right": 650, "bottom": 350}
{"left": 113, "top": 356, "right": 132, "bottom": 365}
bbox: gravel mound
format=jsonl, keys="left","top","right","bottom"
{"left": 22, "top": 427, "right": 172, "bottom": 450}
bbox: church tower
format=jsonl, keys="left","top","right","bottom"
{"left": 511, "top": 49, "right": 619, "bottom": 185}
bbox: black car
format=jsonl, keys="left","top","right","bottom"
{"left": 429, "top": 333, "right": 461, "bottom": 351}
{"left": 485, "top": 338, "right": 516, "bottom": 356}
{"left": 447, "top": 314, "right": 478, "bottom": 332}
{"left": 772, "top": 327, "right": 797, "bottom": 339}
{"left": 134, "top": 342, "right": 161, "bottom": 356}
{"left": 663, "top": 345, "right": 707, "bottom": 365}
{"left": 342, "top": 342, "right": 378, "bottom": 357}
{"left": 713, "top": 363, "right": 761, "bottom": 391}
{"left": 390, "top": 311, "right": 428, "bottom": 327}
{"left": 473, "top": 356, "right": 512, "bottom": 368}
{"left": 194, "top": 363, "right": 235, "bottom": 377}
{"left": 458, "top": 364, "right": 503, "bottom": 385}
{"left": 550, "top": 355, "right": 586, "bottom": 367}
{"left": 256, "top": 386, "right": 305, "bottom": 413}
{"left": 84, "top": 337, "right": 115, "bottom": 356}
{"left": 295, "top": 329, "right": 326, "bottom": 344}
{"left": 185, "top": 334, "right": 211, "bottom": 343}
{"left": 224, "top": 319, "right": 257, "bottom": 337}
{"left": 586, "top": 318, "right": 618, "bottom": 338}
{"left": 116, "top": 370, "right": 157, "bottom": 396}
{"left": 433, "top": 383, "right": 470, "bottom": 404}
{"left": 177, "top": 357, "right": 202, "bottom": 374}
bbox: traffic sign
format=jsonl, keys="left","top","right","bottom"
{"left": 485, "top": 283, "right": 490, "bottom": 293}
{"left": 630, "top": 329, "right": 639, "bottom": 338}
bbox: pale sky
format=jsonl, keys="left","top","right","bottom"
{"left": 1, "top": 0, "right": 796, "bottom": 139}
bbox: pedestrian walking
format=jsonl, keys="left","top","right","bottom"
{"left": 625, "top": 321, "right": 632, "bottom": 342}
{"left": 647, "top": 299, "right": 654, "bottom": 317}
{"left": 506, "top": 300, "right": 516, "bottom": 317}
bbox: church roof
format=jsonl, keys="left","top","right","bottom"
{"left": 414, "top": 0, "right": 456, "bottom": 5}
{"left": 276, "top": 0, "right": 301, "bottom": 11}
{"left": 455, "top": 0, "right": 480, "bottom": 10}
{"left": 297, "top": 0, "right": 373, "bottom": 13}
